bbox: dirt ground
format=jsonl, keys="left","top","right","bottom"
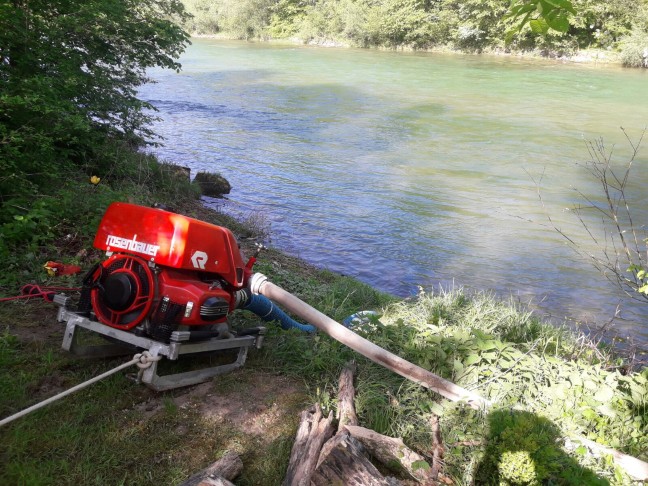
{"left": 1, "top": 297, "right": 310, "bottom": 476}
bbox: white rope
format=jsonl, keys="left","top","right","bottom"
{"left": 0, "top": 351, "right": 162, "bottom": 427}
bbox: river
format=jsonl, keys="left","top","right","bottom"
{"left": 139, "top": 39, "right": 648, "bottom": 347}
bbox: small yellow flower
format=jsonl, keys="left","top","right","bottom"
{"left": 90, "top": 176, "right": 101, "bottom": 185}
{"left": 43, "top": 262, "right": 57, "bottom": 277}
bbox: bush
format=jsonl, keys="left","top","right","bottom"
{"left": 620, "top": 30, "right": 648, "bottom": 67}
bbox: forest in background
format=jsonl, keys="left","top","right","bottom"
{"left": 181, "top": 0, "right": 648, "bottom": 67}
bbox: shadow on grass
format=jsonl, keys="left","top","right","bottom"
{"left": 475, "top": 409, "right": 609, "bottom": 485}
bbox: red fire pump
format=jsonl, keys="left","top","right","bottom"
{"left": 56, "top": 202, "right": 314, "bottom": 390}
{"left": 77, "top": 202, "right": 254, "bottom": 342}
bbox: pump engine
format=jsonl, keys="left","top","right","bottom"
{"left": 78, "top": 202, "right": 252, "bottom": 342}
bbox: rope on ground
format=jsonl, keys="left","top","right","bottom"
{"left": 0, "top": 351, "right": 162, "bottom": 427}
{"left": 0, "top": 284, "right": 80, "bottom": 303}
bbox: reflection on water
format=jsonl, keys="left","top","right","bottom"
{"left": 139, "top": 40, "right": 648, "bottom": 347}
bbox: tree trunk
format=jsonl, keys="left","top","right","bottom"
{"left": 283, "top": 404, "right": 336, "bottom": 486}
{"left": 178, "top": 451, "right": 242, "bottom": 486}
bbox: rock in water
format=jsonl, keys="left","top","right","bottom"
{"left": 194, "top": 171, "right": 231, "bottom": 197}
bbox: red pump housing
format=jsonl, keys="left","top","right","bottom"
{"left": 93, "top": 202, "right": 246, "bottom": 287}
{"left": 84, "top": 203, "right": 250, "bottom": 340}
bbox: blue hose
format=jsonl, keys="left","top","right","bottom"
{"left": 244, "top": 293, "right": 316, "bottom": 333}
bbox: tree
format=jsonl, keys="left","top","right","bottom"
{"left": 0, "top": 0, "right": 190, "bottom": 208}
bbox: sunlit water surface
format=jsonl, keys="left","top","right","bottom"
{"left": 139, "top": 39, "right": 648, "bottom": 347}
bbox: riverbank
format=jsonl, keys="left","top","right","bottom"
{"left": 0, "top": 153, "right": 646, "bottom": 484}
{"left": 191, "top": 32, "right": 624, "bottom": 66}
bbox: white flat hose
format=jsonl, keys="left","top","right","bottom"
{"left": 250, "top": 273, "right": 489, "bottom": 409}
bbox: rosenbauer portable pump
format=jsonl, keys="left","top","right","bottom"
{"left": 55, "top": 202, "right": 310, "bottom": 390}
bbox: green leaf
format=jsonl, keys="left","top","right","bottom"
{"left": 594, "top": 385, "right": 615, "bottom": 402}
{"left": 464, "top": 354, "right": 481, "bottom": 366}
{"left": 569, "top": 373, "right": 583, "bottom": 387}
{"left": 477, "top": 340, "right": 499, "bottom": 351}
{"left": 453, "top": 359, "right": 464, "bottom": 373}
{"left": 529, "top": 19, "right": 549, "bottom": 34}
{"left": 429, "top": 402, "right": 445, "bottom": 416}
{"left": 546, "top": 14, "right": 570, "bottom": 33}
{"left": 555, "top": 0, "right": 577, "bottom": 14}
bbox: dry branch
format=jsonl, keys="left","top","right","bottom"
{"left": 429, "top": 415, "right": 444, "bottom": 481}
{"left": 178, "top": 451, "right": 242, "bottom": 486}
{"left": 345, "top": 425, "right": 436, "bottom": 484}
{"left": 283, "top": 404, "right": 336, "bottom": 486}
{"left": 337, "top": 360, "right": 359, "bottom": 429}
{"left": 312, "top": 431, "right": 396, "bottom": 485}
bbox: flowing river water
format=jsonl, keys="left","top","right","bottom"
{"left": 139, "top": 39, "right": 648, "bottom": 347}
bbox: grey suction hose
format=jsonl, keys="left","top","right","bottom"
{"left": 239, "top": 289, "right": 316, "bottom": 333}
{"left": 249, "top": 272, "right": 489, "bottom": 409}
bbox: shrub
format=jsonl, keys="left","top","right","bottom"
{"left": 620, "top": 30, "right": 648, "bottom": 67}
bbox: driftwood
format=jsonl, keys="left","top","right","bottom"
{"left": 429, "top": 415, "right": 444, "bottom": 481}
{"left": 312, "top": 431, "right": 394, "bottom": 485}
{"left": 178, "top": 451, "right": 242, "bottom": 486}
{"left": 282, "top": 404, "right": 336, "bottom": 486}
{"left": 313, "top": 362, "right": 399, "bottom": 485}
{"left": 345, "top": 425, "right": 437, "bottom": 484}
{"left": 336, "top": 361, "right": 359, "bottom": 428}
{"left": 285, "top": 361, "right": 443, "bottom": 485}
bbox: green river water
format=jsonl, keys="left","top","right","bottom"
{"left": 139, "top": 39, "right": 648, "bottom": 346}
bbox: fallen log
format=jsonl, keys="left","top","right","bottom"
{"left": 345, "top": 425, "right": 436, "bottom": 484}
{"left": 282, "top": 404, "right": 336, "bottom": 486}
{"left": 312, "top": 431, "right": 397, "bottom": 486}
{"left": 178, "top": 451, "right": 242, "bottom": 486}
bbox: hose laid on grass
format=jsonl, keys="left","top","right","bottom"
{"left": 249, "top": 272, "right": 489, "bottom": 409}
{"left": 248, "top": 272, "right": 648, "bottom": 481}
{"left": 0, "top": 352, "right": 161, "bottom": 427}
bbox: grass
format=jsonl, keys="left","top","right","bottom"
{"left": 1, "top": 153, "right": 647, "bottom": 485}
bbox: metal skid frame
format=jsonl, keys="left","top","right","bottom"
{"left": 55, "top": 296, "right": 265, "bottom": 391}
